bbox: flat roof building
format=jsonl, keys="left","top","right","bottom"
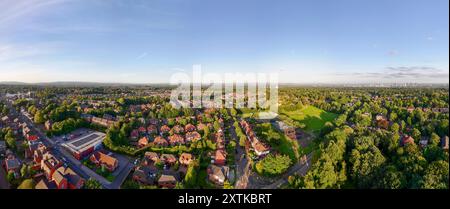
{"left": 61, "top": 132, "right": 105, "bottom": 160}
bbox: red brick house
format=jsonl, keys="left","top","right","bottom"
{"left": 377, "top": 119, "right": 389, "bottom": 129}
{"left": 251, "top": 140, "right": 270, "bottom": 157}
{"left": 168, "top": 134, "right": 185, "bottom": 146}
{"left": 89, "top": 151, "right": 118, "bottom": 172}
{"left": 41, "top": 152, "right": 62, "bottom": 180}
{"left": 147, "top": 125, "right": 157, "bottom": 134}
{"left": 213, "top": 149, "right": 227, "bottom": 166}
{"left": 63, "top": 167, "right": 85, "bottom": 189}
{"left": 143, "top": 152, "right": 159, "bottom": 165}
{"left": 158, "top": 174, "right": 178, "bottom": 188}
{"left": 160, "top": 154, "right": 177, "bottom": 165}
{"left": 160, "top": 125, "right": 171, "bottom": 134}
{"left": 185, "top": 131, "right": 201, "bottom": 143}
{"left": 153, "top": 136, "right": 168, "bottom": 147}
{"left": 33, "top": 143, "right": 47, "bottom": 163}
{"left": 171, "top": 125, "right": 184, "bottom": 134}
{"left": 207, "top": 164, "right": 229, "bottom": 186}
{"left": 401, "top": 135, "right": 415, "bottom": 146}
{"left": 197, "top": 123, "right": 206, "bottom": 131}
{"left": 138, "top": 126, "right": 147, "bottom": 134}
{"left": 179, "top": 153, "right": 194, "bottom": 166}
{"left": 52, "top": 167, "right": 68, "bottom": 189}
{"left": 52, "top": 166, "right": 85, "bottom": 189}
{"left": 138, "top": 137, "right": 149, "bottom": 148}
{"left": 35, "top": 179, "right": 57, "bottom": 189}
{"left": 130, "top": 130, "right": 139, "bottom": 139}
{"left": 133, "top": 166, "right": 158, "bottom": 185}
{"left": 185, "top": 124, "right": 196, "bottom": 132}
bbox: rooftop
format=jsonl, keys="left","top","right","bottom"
{"left": 62, "top": 132, "right": 105, "bottom": 154}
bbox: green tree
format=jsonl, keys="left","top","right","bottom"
{"left": 121, "top": 179, "right": 140, "bottom": 189}
{"left": 223, "top": 181, "right": 234, "bottom": 189}
{"left": 5, "top": 130, "right": 16, "bottom": 150}
{"left": 34, "top": 110, "right": 45, "bottom": 124}
{"left": 184, "top": 165, "right": 198, "bottom": 188}
{"left": 334, "top": 114, "right": 347, "bottom": 127}
{"left": 255, "top": 154, "right": 292, "bottom": 176}
{"left": 376, "top": 165, "right": 406, "bottom": 189}
{"left": 430, "top": 133, "right": 441, "bottom": 146}
{"left": 411, "top": 128, "right": 421, "bottom": 141}
{"left": 389, "top": 112, "right": 397, "bottom": 122}
{"left": 84, "top": 178, "right": 103, "bottom": 189}
{"left": 175, "top": 182, "right": 185, "bottom": 189}
{"left": 390, "top": 123, "right": 400, "bottom": 133}
{"left": 6, "top": 170, "right": 15, "bottom": 183}
{"left": 349, "top": 145, "right": 386, "bottom": 188}
{"left": 20, "top": 164, "right": 29, "bottom": 178}
{"left": 420, "top": 160, "right": 449, "bottom": 189}
{"left": 2, "top": 106, "right": 9, "bottom": 115}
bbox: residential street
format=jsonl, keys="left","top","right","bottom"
{"left": 228, "top": 109, "right": 313, "bottom": 189}
{"left": 4, "top": 99, "right": 133, "bottom": 189}
{"left": 226, "top": 110, "right": 251, "bottom": 189}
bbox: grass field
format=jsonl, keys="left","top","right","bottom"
{"left": 280, "top": 106, "right": 338, "bottom": 131}
{"left": 255, "top": 123, "right": 299, "bottom": 162}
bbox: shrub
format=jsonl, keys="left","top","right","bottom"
{"left": 255, "top": 154, "right": 292, "bottom": 177}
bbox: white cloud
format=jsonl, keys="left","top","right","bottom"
{"left": 135, "top": 52, "right": 148, "bottom": 60}
{"left": 0, "top": 0, "right": 69, "bottom": 28}
{"left": 0, "top": 42, "right": 61, "bottom": 62}
{"left": 332, "top": 66, "right": 450, "bottom": 83}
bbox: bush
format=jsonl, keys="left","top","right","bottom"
{"left": 184, "top": 162, "right": 198, "bottom": 188}
{"left": 84, "top": 178, "right": 103, "bottom": 189}
{"left": 121, "top": 179, "right": 140, "bottom": 189}
{"left": 255, "top": 154, "right": 292, "bottom": 177}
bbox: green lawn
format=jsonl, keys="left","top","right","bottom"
{"left": 255, "top": 123, "right": 299, "bottom": 162}
{"left": 82, "top": 159, "right": 116, "bottom": 182}
{"left": 280, "top": 106, "right": 338, "bottom": 131}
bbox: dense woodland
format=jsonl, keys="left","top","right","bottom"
{"left": 283, "top": 88, "right": 449, "bottom": 189}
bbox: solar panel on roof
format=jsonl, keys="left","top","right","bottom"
{"left": 71, "top": 133, "right": 100, "bottom": 147}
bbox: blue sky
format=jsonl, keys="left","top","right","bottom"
{"left": 0, "top": 0, "right": 448, "bottom": 83}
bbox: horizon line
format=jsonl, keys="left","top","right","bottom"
{"left": 1, "top": 80, "right": 449, "bottom": 86}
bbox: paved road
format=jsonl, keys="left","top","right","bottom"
{"left": 226, "top": 111, "right": 251, "bottom": 189}
{"left": 4, "top": 99, "right": 133, "bottom": 189}
{"left": 235, "top": 160, "right": 251, "bottom": 189}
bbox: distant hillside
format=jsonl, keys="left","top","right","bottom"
{"left": 0, "top": 81, "right": 28, "bottom": 85}
{"left": 0, "top": 81, "right": 173, "bottom": 87}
